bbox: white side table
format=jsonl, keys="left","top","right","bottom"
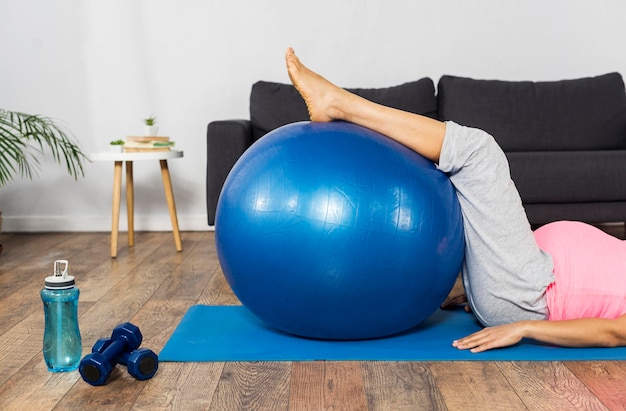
{"left": 89, "top": 150, "right": 184, "bottom": 257}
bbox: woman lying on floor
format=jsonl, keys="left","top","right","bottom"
{"left": 285, "top": 47, "right": 626, "bottom": 352}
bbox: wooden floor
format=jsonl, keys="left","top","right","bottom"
{"left": 1, "top": 227, "right": 625, "bottom": 410}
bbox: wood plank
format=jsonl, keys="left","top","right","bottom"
{"left": 565, "top": 361, "right": 626, "bottom": 410}
{"left": 150, "top": 232, "right": 219, "bottom": 302}
{"left": 497, "top": 361, "right": 608, "bottom": 410}
{"left": 77, "top": 231, "right": 168, "bottom": 303}
{"left": 59, "top": 365, "right": 149, "bottom": 409}
{"left": 75, "top": 238, "right": 187, "bottom": 345}
{"left": 289, "top": 361, "right": 368, "bottom": 410}
{"left": 131, "top": 301, "right": 224, "bottom": 410}
{"left": 0, "top": 232, "right": 77, "bottom": 269}
{"left": 361, "top": 361, "right": 447, "bottom": 410}
{"left": 135, "top": 362, "right": 225, "bottom": 410}
{"left": 428, "top": 361, "right": 526, "bottom": 410}
{"left": 0, "top": 232, "right": 113, "bottom": 335}
{"left": 210, "top": 362, "right": 291, "bottom": 410}
{"left": 0, "top": 232, "right": 102, "bottom": 300}
{"left": 0, "top": 352, "right": 82, "bottom": 411}
{"left": 0, "top": 310, "right": 66, "bottom": 389}
{"left": 197, "top": 265, "right": 240, "bottom": 306}
{"left": 133, "top": 299, "right": 191, "bottom": 352}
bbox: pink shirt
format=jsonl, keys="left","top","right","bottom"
{"left": 534, "top": 221, "right": 626, "bottom": 321}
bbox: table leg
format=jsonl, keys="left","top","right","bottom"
{"left": 126, "top": 161, "right": 134, "bottom": 247}
{"left": 111, "top": 161, "right": 123, "bottom": 258}
{"left": 159, "top": 159, "right": 183, "bottom": 251}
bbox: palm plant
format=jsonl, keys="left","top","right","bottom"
{"left": 0, "top": 110, "right": 87, "bottom": 254}
{"left": 0, "top": 109, "right": 87, "bottom": 187}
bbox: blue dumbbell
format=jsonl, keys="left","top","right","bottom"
{"left": 79, "top": 322, "right": 158, "bottom": 386}
{"left": 89, "top": 337, "right": 159, "bottom": 382}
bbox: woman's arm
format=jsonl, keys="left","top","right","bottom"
{"left": 453, "top": 314, "right": 626, "bottom": 353}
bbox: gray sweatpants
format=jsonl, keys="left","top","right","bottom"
{"left": 437, "top": 122, "right": 554, "bottom": 326}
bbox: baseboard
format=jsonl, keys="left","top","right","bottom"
{"left": 1, "top": 214, "right": 212, "bottom": 232}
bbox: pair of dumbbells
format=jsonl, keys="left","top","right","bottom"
{"left": 79, "top": 322, "right": 158, "bottom": 386}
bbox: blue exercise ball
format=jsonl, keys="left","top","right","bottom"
{"left": 215, "top": 121, "right": 464, "bottom": 340}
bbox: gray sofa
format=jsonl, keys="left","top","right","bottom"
{"left": 207, "top": 72, "right": 626, "bottom": 227}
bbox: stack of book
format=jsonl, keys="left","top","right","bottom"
{"left": 124, "top": 136, "right": 175, "bottom": 152}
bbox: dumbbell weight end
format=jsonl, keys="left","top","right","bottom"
{"left": 118, "top": 348, "right": 159, "bottom": 381}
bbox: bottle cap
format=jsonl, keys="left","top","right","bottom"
{"left": 44, "top": 260, "right": 75, "bottom": 289}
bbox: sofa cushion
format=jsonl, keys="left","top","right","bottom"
{"left": 524, "top": 202, "right": 626, "bottom": 225}
{"left": 507, "top": 150, "right": 626, "bottom": 203}
{"left": 438, "top": 73, "right": 626, "bottom": 151}
{"left": 250, "top": 78, "right": 437, "bottom": 139}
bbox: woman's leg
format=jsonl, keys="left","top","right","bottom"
{"left": 286, "top": 48, "right": 554, "bottom": 325}
{"left": 285, "top": 48, "right": 445, "bottom": 163}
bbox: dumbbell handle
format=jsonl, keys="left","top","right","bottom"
{"left": 91, "top": 338, "right": 133, "bottom": 365}
{"left": 99, "top": 338, "right": 129, "bottom": 362}
{"left": 117, "top": 350, "right": 131, "bottom": 365}
{"left": 89, "top": 337, "right": 137, "bottom": 364}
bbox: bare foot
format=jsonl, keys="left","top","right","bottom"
{"left": 285, "top": 47, "right": 345, "bottom": 122}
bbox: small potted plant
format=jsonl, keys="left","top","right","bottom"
{"left": 109, "top": 139, "right": 125, "bottom": 152}
{"left": 144, "top": 115, "right": 158, "bottom": 136}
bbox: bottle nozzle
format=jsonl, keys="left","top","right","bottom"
{"left": 54, "top": 260, "right": 69, "bottom": 277}
{"left": 45, "top": 260, "right": 75, "bottom": 289}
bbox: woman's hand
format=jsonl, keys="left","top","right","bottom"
{"left": 452, "top": 322, "right": 528, "bottom": 353}
{"left": 453, "top": 315, "right": 626, "bottom": 352}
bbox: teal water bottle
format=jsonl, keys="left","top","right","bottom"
{"left": 41, "top": 260, "right": 82, "bottom": 372}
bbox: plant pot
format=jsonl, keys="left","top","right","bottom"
{"left": 145, "top": 125, "right": 159, "bottom": 136}
{"left": 109, "top": 145, "right": 124, "bottom": 153}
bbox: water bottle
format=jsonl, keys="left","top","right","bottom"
{"left": 41, "top": 260, "right": 82, "bottom": 372}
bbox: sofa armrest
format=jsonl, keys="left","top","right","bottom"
{"left": 206, "top": 119, "right": 253, "bottom": 226}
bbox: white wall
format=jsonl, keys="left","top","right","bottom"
{"left": 1, "top": 0, "right": 625, "bottom": 232}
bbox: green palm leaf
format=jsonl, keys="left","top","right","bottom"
{"left": 0, "top": 110, "right": 87, "bottom": 187}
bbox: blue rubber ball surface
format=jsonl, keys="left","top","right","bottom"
{"left": 215, "top": 121, "right": 464, "bottom": 340}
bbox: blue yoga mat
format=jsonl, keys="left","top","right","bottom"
{"left": 159, "top": 305, "right": 626, "bottom": 362}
